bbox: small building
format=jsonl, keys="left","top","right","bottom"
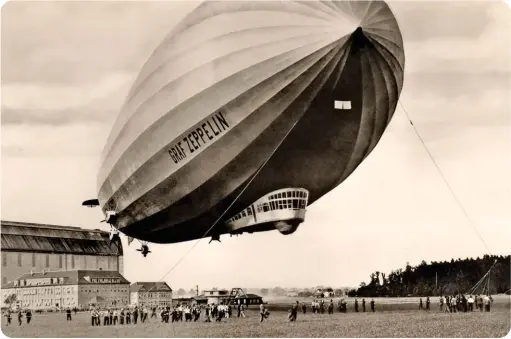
{"left": 191, "top": 296, "right": 209, "bottom": 305}
{"left": 1, "top": 270, "right": 130, "bottom": 310}
{"left": 1, "top": 220, "right": 124, "bottom": 287}
{"left": 196, "top": 289, "right": 263, "bottom": 306}
{"left": 315, "top": 288, "right": 334, "bottom": 298}
{"left": 172, "top": 297, "right": 192, "bottom": 306}
{"left": 201, "top": 289, "right": 230, "bottom": 305}
{"left": 234, "top": 293, "right": 263, "bottom": 306}
{"left": 129, "top": 282, "right": 172, "bottom": 308}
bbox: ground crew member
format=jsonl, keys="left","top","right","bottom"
{"left": 143, "top": 307, "right": 149, "bottom": 322}
{"left": 240, "top": 303, "right": 246, "bottom": 318}
{"left": 426, "top": 297, "right": 430, "bottom": 311}
{"left": 204, "top": 304, "right": 211, "bottom": 322}
{"left": 133, "top": 307, "right": 138, "bottom": 324}
{"left": 370, "top": 299, "right": 375, "bottom": 312}
{"left": 25, "top": 309, "right": 32, "bottom": 324}
{"left": 18, "top": 310, "right": 23, "bottom": 326}
{"left": 362, "top": 299, "right": 366, "bottom": 312}
{"left": 328, "top": 300, "right": 334, "bottom": 314}
{"left": 484, "top": 295, "right": 491, "bottom": 312}
{"left": 66, "top": 308, "right": 72, "bottom": 321}
{"left": 113, "top": 309, "right": 118, "bottom": 325}
{"left": 354, "top": 299, "right": 359, "bottom": 313}
{"left": 151, "top": 307, "right": 157, "bottom": 319}
{"left": 290, "top": 301, "right": 299, "bottom": 321}
{"left": 103, "top": 310, "right": 109, "bottom": 326}
{"left": 419, "top": 298, "right": 423, "bottom": 310}
{"left": 126, "top": 309, "right": 132, "bottom": 324}
{"left": 5, "top": 310, "right": 12, "bottom": 326}
{"left": 302, "top": 302, "right": 306, "bottom": 314}
{"left": 259, "top": 303, "right": 267, "bottom": 322}
{"left": 468, "top": 296, "right": 474, "bottom": 311}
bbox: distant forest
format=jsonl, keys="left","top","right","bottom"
{"left": 351, "top": 255, "right": 510, "bottom": 297}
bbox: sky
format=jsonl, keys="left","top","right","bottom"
{"left": 1, "top": 0, "right": 510, "bottom": 291}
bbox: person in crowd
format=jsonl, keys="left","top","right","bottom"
{"left": 103, "top": 309, "right": 109, "bottom": 326}
{"left": 113, "top": 309, "right": 118, "bottom": 325}
{"left": 328, "top": 300, "right": 334, "bottom": 314}
{"left": 17, "top": 310, "right": 23, "bottom": 326}
{"left": 468, "top": 295, "right": 474, "bottom": 311}
{"left": 4, "top": 309, "right": 12, "bottom": 326}
{"left": 133, "top": 306, "right": 138, "bottom": 324}
{"left": 259, "top": 303, "right": 269, "bottom": 323}
{"left": 25, "top": 309, "right": 32, "bottom": 324}
{"left": 483, "top": 295, "right": 492, "bottom": 312}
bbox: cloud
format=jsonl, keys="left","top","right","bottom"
{"left": 1, "top": 1, "right": 197, "bottom": 85}
{"left": 390, "top": 1, "right": 494, "bottom": 42}
{"left": 391, "top": 1, "right": 511, "bottom": 74}
{"left": 401, "top": 73, "right": 510, "bottom": 128}
{"left": 1, "top": 123, "right": 110, "bottom": 158}
{"left": 2, "top": 73, "right": 132, "bottom": 111}
{"left": 1, "top": 72, "right": 133, "bottom": 125}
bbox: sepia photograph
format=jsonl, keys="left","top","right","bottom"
{"left": 1, "top": 0, "right": 510, "bottom": 337}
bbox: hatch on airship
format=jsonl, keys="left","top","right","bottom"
{"left": 225, "top": 188, "right": 309, "bottom": 235}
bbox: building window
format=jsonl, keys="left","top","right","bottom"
{"left": 45, "top": 254, "right": 50, "bottom": 267}
{"left": 32, "top": 253, "right": 36, "bottom": 267}
{"left": 71, "top": 255, "right": 75, "bottom": 269}
{"left": 59, "top": 255, "right": 63, "bottom": 269}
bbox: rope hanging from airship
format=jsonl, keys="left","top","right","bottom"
{"left": 156, "top": 111, "right": 305, "bottom": 282}
{"left": 398, "top": 101, "right": 492, "bottom": 255}
{"left": 155, "top": 101, "right": 493, "bottom": 281}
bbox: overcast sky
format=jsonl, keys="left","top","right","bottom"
{"left": 1, "top": 1, "right": 510, "bottom": 290}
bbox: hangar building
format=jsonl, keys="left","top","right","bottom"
{"left": 1, "top": 220, "right": 124, "bottom": 286}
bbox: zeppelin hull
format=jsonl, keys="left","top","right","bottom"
{"left": 97, "top": 1, "right": 404, "bottom": 243}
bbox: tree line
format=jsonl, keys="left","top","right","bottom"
{"left": 351, "top": 255, "right": 510, "bottom": 297}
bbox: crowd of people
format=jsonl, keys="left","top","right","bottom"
{"left": 435, "top": 294, "right": 493, "bottom": 313}
{"left": 86, "top": 301, "right": 254, "bottom": 326}
{"left": 2, "top": 308, "right": 33, "bottom": 326}
{"left": 2, "top": 294, "right": 497, "bottom": 328}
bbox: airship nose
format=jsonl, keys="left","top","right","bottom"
{"left": 351, "top": 26, "right": 369, "bottom": 47}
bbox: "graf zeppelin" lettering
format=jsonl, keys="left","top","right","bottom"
{"left": 167, "top": 111, "right": 230, "bottom": 165}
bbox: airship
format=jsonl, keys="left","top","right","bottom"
{"left": 84, "top": 0, "right": 404, "bottom": 256}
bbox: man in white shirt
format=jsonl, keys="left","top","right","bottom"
{"left": 467, "top": 296, "right": 474, "bottom": 312}
{"left": 483, "top": 295, "right": 491, "bottom": 312}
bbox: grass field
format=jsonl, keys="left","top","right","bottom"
{"left": 2, "top": 297, "right": 510, "bottom": 338}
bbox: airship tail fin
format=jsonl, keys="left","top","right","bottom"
{"left": 82, "top": 199, "right": 99, "bottom": 207}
